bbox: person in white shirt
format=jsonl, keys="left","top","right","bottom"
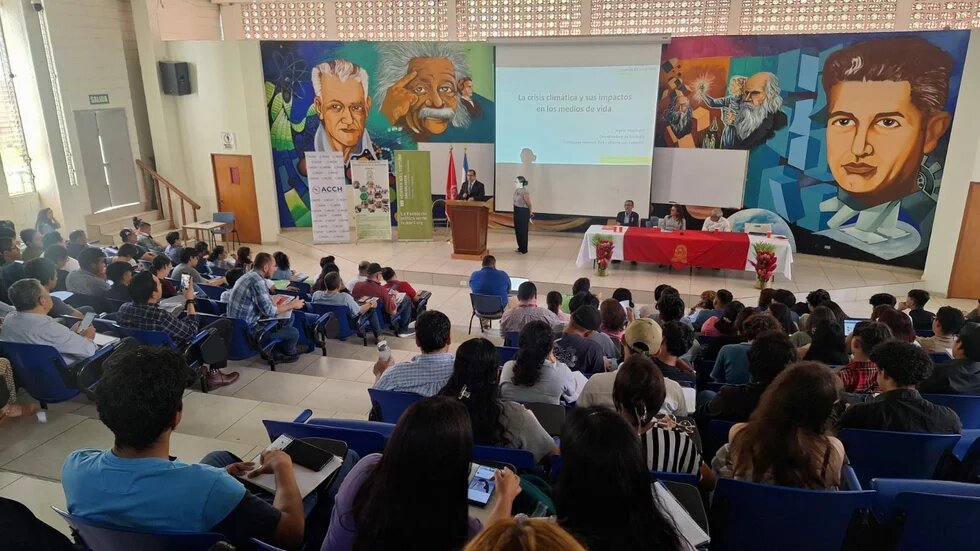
{"left": 346, "top": 260, "right": 370, "bottom": 292}
{"left": 702, "top": 208, "right": 731, "bottom": 232}
{"left": 0, "top": 278, "right": 97, "bottom": 363}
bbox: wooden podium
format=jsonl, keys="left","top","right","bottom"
{"left": 447, "top": 200, "right": 489, "bottom": 260}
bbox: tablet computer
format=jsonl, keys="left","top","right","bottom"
{"left": 467, "top": 464, "right": 496, "bottom": 507}
{"left": 843, "top": 318, "right": 866, "bottom": 335}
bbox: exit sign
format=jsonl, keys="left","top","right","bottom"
{"left": 88, "top": 94, "right": 110, "bottom": 105}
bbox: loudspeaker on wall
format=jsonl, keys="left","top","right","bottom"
{"left": 159, "top": 61, "right": 191, "bottom": 96}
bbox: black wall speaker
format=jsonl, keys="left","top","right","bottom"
{"left": 159, "top": 61, "right": 191, "bottom": 96}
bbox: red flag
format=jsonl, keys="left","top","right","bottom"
{"left": 446, "top": 147, "right": 458, "bottom": 219}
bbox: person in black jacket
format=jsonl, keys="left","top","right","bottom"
{"left": 458, "top": 169, "right": 486, "bottom": 202}
{"left": 919, "top": 322, "right": 980, "bottom": 395}
{"left": 615, "top": 200, "right": 640, "bottom": 227}
{"left": 900, "top": 289, "right": 935, "bottom": 332}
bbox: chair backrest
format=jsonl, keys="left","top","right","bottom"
{"left": 65, "top": 293, "right": 124, "bottom": 314}
{"left": 916, "top": 329, "right": 935, "bottom": 337}
{"left": 954, "top": 428, "right": 980, "bottom": 460}
{"left": 0, "top": 341, "right": 82, "bottom": 404}
{"left": 521, "top": 401, "right": 566, "bottom": 437}
{"left": 929, "top": 352, "right": 952, "bottom": 364}
{"left": 871, "top": 478, "right": 980, "bottom": 521}
{"left": 51, "top": 507, "right": 225, "bottom": 551}
{"left": 709, "top": 477, "right": 874, "bottom": 551}
{"left": 213, "top": 211, "right": 236, "bottom": 224}
{"left": 471, "top": 293, "right": 504, "bottom": 315}
{"left": 504, "top": 331, "right": 519, "bottom": 347}
{"left": 651, "top": 470, "right": 699, "bottom": 486}
{"left": 839, "top": 429, "right": 960, "bottom": 488}
{"left": 367, "top": 388, "right": 425, "bottom": 423}
{"left": 288, "top": 280, "right": 311, "bottom": 294}
{"left": 921, "top": 394, "right": 980, "bottom": 429}
{"left": 703, "top": 419, "right": 737, "bottom": 463}
{"left": 309, "top": 303, "right": 359, "bottom": 339}
{"left": 194, "top": 298, "right": 226, "bottom": 315}
{"left": 118, "top": 327, "right": 178, "bottom": 349}
{"left": 251, "top": 538, "right": 286, "bottom": 551}
{"left": 197, "top": 313, "right": 258, "bottom": 361}
{"left": 208, "top": 266, "right": 227, "bottom": 277}
{"left": 497, "top": 345, "right": 518, "bottom": 365}
{"left": 893, "top": 492, "right": 980, "bottom": 551}
{"left": 473, "top": 444, "right": 535, "bottom": 471}
{"left": 262, "top": 419, "right": 389, "bottom": 457}
{"left": 195, "top": 283, "right": 225, "bottom": 301}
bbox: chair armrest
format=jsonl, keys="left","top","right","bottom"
{"left": 294, "top": 409, "right": 314, "bottom": 423}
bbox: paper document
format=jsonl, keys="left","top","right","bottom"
{"left": 238, "top": 435, "right": 343, "bottom": 499}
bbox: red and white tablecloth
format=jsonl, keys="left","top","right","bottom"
{"left": 576, "top": 225, "right": 794, "bottom": 279}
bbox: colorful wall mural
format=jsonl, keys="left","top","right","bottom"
{"left": 656, "top": 31, "right": 970, "bottom": 269}
{"left": 261, "top": 41, "right": 495, "bottom": 227}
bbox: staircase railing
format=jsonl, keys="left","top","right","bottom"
{"left": 135, "top": 160, "right": 200, "bottom": 240}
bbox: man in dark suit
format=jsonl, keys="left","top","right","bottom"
{"left": 459, "top": 169, "right": 486, "bottom": 202}
{"left": 616, "top": 200, "right": 640, "bottom": 227}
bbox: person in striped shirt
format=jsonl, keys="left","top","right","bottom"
{"left": 613, "top": 355, "right": 713, "bottom": 487}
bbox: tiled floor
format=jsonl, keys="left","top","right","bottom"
{"left": 2, "top": 230, "right": 974, "bottom": 536}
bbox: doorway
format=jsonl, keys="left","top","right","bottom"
{"left": 74, "top": 108, "right": 139, "bottom": 212}
{"left": 212, "top": 154, "right": 261, "bottom": 244}
{"left": 948, "top": 181, "right": 980, "bottom": 299}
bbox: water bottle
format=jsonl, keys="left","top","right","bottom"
{"left": 377, "top": 340, "right": 391, "bottom": 362}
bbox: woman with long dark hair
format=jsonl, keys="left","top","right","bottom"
{"left": 512, "top": 176, "right": 532, "bottom": 254}
{"left": 801, "top": 320, "right": 849, "bottom": 366}
{"left": 658, "top": 204, "right": 686, "bottom": 231}
{"left": 555, "top": 407, "right": 685, "bottom": 551}
{"left": 439, "top": 338, "right": 556, "bottom": 463}
{"left": 207, "top": 245, "right": 235, "bottom": 270}
{"left": 716, "top": 361, "right": 844, "bottom": 489}
{"left": 236, "top": 246, "right": 253, "bottom": 271}
{"left": 790, "top": 304, "right": 837, "bottom": 347}
{"left": 500, "top": 321, "right": 581, "bottom": 405}
{"left": 312, "top": 256, "right": 340, "bottom": 293}
{"left": 767, "top": 302, "right": 797, "bottom": 333}
{"left": 873, "top": 306, "right": 917, "bottom": 343}
{"left": 35, "top": 208, "right": 61, "bottom": 235}
{"left": 701, "top": 300, "right": 746, "bottom": 338}
{"left": 323, "top": 397, "right": 521, "bottom": 551}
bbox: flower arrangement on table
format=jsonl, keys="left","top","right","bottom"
{"left": 591, "top": 234, "right": 615, "bottom": 276}
{"left": 750, "top": 242, "right": 778, "bottom": 288}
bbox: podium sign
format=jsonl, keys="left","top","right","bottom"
{"left": 447, "top": 200, "right": 489, "bottom": 260}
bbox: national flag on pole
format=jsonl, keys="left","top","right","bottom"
{"left": 446, "top": 147, "right": 458, "bottom": 219}
{"left": 462, "top": 148, "right": 470, "bottom": 184}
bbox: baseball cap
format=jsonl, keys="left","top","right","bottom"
{"left": 367, "top": 262, "right": 383, "bottom": 275}
{"left": 624, "top": 318, "right": 663, "bottom": 355}
{"left": 571, "top": 305, "right": 600, "bottom": 331}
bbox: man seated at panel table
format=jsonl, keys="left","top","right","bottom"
{"left": 919, "top": 322, "right": 980, "bottom": 396}
{"left": 837, "top": 341, "right": 961, "bottom": 434}
{"left": 701, "top": 208, "right": 732, "bottom": 232}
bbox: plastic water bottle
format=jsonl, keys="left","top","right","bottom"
{"left": 377, "top": 340, "right": 391, "bottom": 362}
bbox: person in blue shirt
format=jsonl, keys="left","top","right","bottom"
{"left": 469, "top": 255, "right": 510, "bottom": 310}
{"left": 711, "top": 313, "right": 782, "bottom": 384}
{"left": 61, "top": 346, "right": 308, "bottom": 548}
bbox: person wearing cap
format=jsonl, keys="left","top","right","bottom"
{"left": 118, "top": 228, "right": 155, "bottom": 261}
{"left": 346, "top": 260, "right": 371, "bottom": 293}
{"left": 578, "top": 318, "right": 687, "bottom": 416}
{"left": 352, "top": 262, "right": 414, "bottom": 338}
{"left": 500, "top": 281, "right": 559, "bottom": 335}
{"left": 553, "top": 306, "right": 611, "bottom": 375}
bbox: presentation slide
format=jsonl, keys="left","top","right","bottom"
{"left": 496, "top": 65, "right": 658, "bottom": 166}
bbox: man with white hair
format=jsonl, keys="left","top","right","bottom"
{"left": 312, "top": 58, "right": 375, "bottom": 163}
{"left": 732, "top": 71, "right": 787, "bottom": 149}
{"left": 374, "top": 42, "right": 473, "bottom": 139}
{"left": 663, "top": 94, "right": 693, "bottom": 139}
{"left": 702, "top": 208, "right": 731, "bottom": 232}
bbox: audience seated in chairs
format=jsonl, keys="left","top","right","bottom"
{"left": 207, "top": 245, "right": 236, "bottom": 271}
{"left": 554, "top": 407, "right": 686, "bottom": 551}
{"left": 901, "top": 289, "right": 936, "bottom": 332}
{"left": 345, "top": 260, "right": 370, "bottom": 292}
{"left": 112, "top": 243, "right": 141, "bottom": 268}
{"left": 164, "top": 231, "right": 183, "bottom": 265}
{"left": 0, "top": 236, "right": 24, "bottom": 303}
{"left": 838, "top": 321, "right": 892, "bottom": 393}
{"left": 579, "top": 318, "right": 687, "bottom": 417}
{"left": 22, "top": 258, "right": 83, "bottom": 318}
{"left": 61, "top": 346, "right": 355, "bottom": 550}
{"left": 918, "top": 306, "right": 965, "bottom": 354}
{"left": 500, "top": 320, "right": 584, "bottom": 405}
{"left": 352, "top": 262, "right": 414, "bottom": 338}
{"left": 116, "top": 271, "right": 239, "bottom": 388}
{"left": 711, "top": 313, "right": 782, "bottom": 384}
{"left": 438, "top": 337, "right": 557, "bottom": 463}
{"left": 690, "top": 288, "right": 733, "bottom": 331}
{"left": 42, "top": 232, "right": 80, "bottom": 272}
{"left": 873, "top": 305, "right": 917, "bottom": 343}
{"left": 713, "top": 361, "right": 845, "bottom": 490}
{"left": 469, "top": 255, "right": 510, "bottom": 312}
{"left": 66, "top": 247, "right": 110, "bottom": 297}
{"left": 323, "top": 396, "right": 520, "bottom": 551}
{"left": 613, "top": 355, "right": 712, "bottom": 484}
{"left": 654, "top": 321, "right": 697, "bottom": 385}
{"left": 271, "top": 251, "right": 299, "bottom": 281}
{"left": 151, "top": 254, "right": 177, "bottom": 298}
{"left": 554, "top": 306, "right": 609, "bottom": 375}
{"left": 695, "top": 330, "right": 798, "bottom": 435}
{"left": 118, "top": 228, "right": 155, "bottom": 261}
{"left": 173, "top": 247, "right": 226, "bottom": 287}
{"left": 500, "top": 281, "right": 559, "bottom": 335}
{"left": 570, "top": 292, "right": 618, "bottom": 361}
{"left": 66, "top": 229, "right": 90, "bottom": 260}
{"left": 0, "top": 278, "right": 98, "bottom": 363}
{"left": 220, "top": 268, "right": 245, "bottom": 302}
{"left": 685, "top": 289, "right": 717, "bottom": 325}
{"left": 311, "top": 255, "right": 339, "bottom": 293}
{"left": 463, "top": 517, "right": 586, "bottom": 551}
{"left": 919, "top": 321, "right": 980, "bottom": 395}
{"left": 700, "top": 300, "right": 747, "bottom": 342}
{"left": 837, "top": 341, "right": 961, "bottom": 434}
{"left": 370, "top": 310, "right": 453, "bottom": 396}
{"left": 133, "top": 217, "right": 165, "bottom": 254}
{"left": 104, "top": 261, "right": 135, "bottom": 303}
{"left": 20, "top": 228, "right": 43, "bottom": 262}
{"left": 801, "top": 318, "right": 849, "bottom": 366}
{"left": 227, "top": 252, "right": 306, "bottom": 364}
{"left": 312, "top": 271, "right": 383, "bottom": 337}
{"left": 43, "top": 245, "right": 72, "bottom": 292}
{"left": 790, "top": 304, "right": 836, "bottom": 347}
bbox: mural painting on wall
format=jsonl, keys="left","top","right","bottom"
{"left": 261, "top": 41, "right": 495, "bottom": 228}
{"left": 657, "top": 31, "right": 970, "bottom": 268}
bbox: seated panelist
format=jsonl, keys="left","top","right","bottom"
{"left": 702, "top": 208, "right": 732, "bottom": 232}
{"left": 616, "top": 200, "right": 640, "bottom": 227}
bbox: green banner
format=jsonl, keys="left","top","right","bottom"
{"left": 394, "top": 150, "right": 433, "bottom": 240}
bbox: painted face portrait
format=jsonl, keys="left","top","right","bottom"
{"left": 314, "top": 71, "right": 370, "bottom": 160}
{"left": 827, "top": 80, "right": 949, "bottom": 207}
{"left": 404, "top": 57, "right": 459, "bottom": 135}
